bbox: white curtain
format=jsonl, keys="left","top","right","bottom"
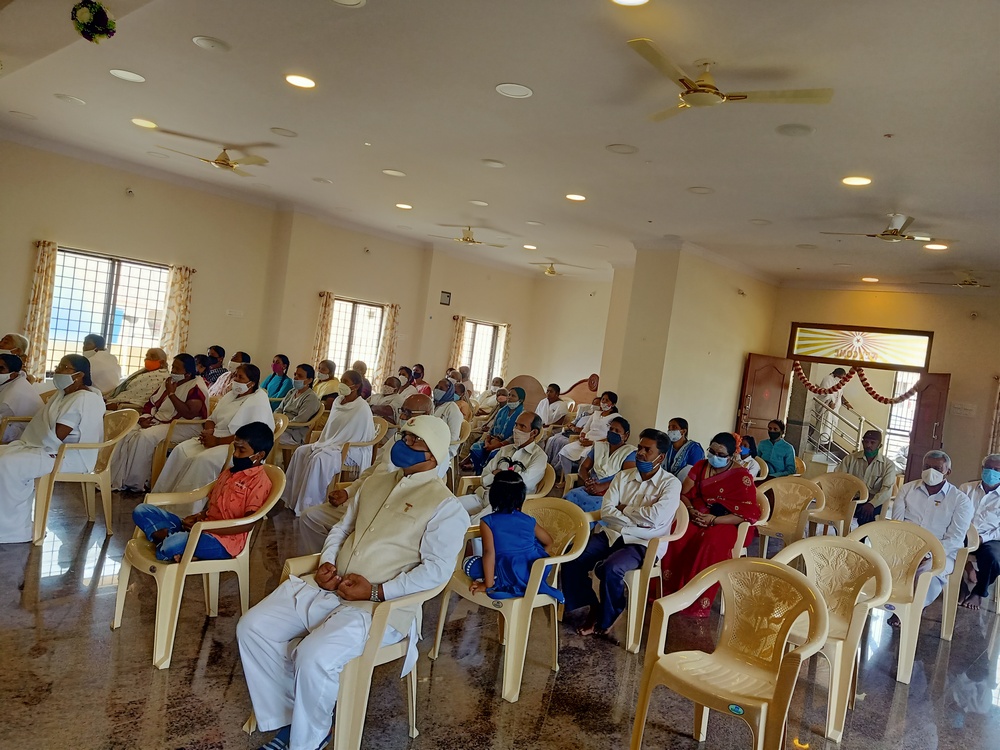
{"left": 497, "top": 323, "right": 510, "bottom": 380}
{"left": 373, "top": 303, "right": 400, "bottom": 388}
{"left": 22, "top": 240, "right": 58, "bottom": 381}
{"left": 991, "top": 378, "right": 1000, "bottom": 454}
{"left": 160, "top": 265, "right": 195, "bottom": 356}
{"left": 311, "top": 292, "right": 336, "bottom": 366}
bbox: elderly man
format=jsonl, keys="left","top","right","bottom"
{"left": 535, "top": 383, "right": 568, "bottom": 428}
{"left": 458, "top": 365, "right": 475, "bottom": 398}
{"left": 82, "top": 333, "right": 122, "bottom": 393}
{"left": 0, "top": 333, "right": 31, "bottom": 376}
{"left": 238, "top": 415, "right": 469, "bottom": 750}
{"left": 838, "top": 429, "right": 898, "bottom": 524}
{"left": 474, "top": 377, "right": 505, "bottom": 416}
{"left": 368, "top": 376, "right": 405, "bottom": 424}
{"left": 209, "top": 351, "right": 251, "bottom": 398}
{"left": 561, "top": 428, "right": 681, "bottom": 641}
{"left": 960, "top": 454, "right": 1000, "bottom": 610}
{"left": 888, "top": 449, "right": 974, "bottom": 620}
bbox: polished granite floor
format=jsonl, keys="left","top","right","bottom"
{"left": 2, "top": 485, "right": 996, "bottom": 749}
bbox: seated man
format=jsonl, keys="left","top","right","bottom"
{"left": 83, "top": 333, "right": 122, "bottom": 393}
{"left": 758, "top": 419, "right": 796, "bottom": 477}
{"left": 960, "top": 453, "right": 1000, "bottom": 610}
{"left": 368, "top": 376, "right": 404, "bottom": 424}
{"left": 0, "top": 354, "right": 43, "bottom": 443}
{"left": 459, "top": 411, "right": 547, "bottom": 516}
{"left": 458, "top": 365, "right": 475, "bottom": 399}
{"left": 888, "top": 449, "right": 974, "bottom": 621}
{"left": 131, "top": 422, "right": 273, "bottom": 561}
{"left": 561, "top": 428, "right": 681, "bottom": 641}
{"left": 237, "top": 416, "right": 469, "bottom": 750}
{"left": 474, "top": 377, "right": 505, "bottom": 416}
{"left": 105, "top": 347, "right": 169, "bottom": 409}
{"left": 535, "top": 383, "right": 568, "bottom": 428}
{"left": 838, "top": 429, "right": 898, "bottom": 525}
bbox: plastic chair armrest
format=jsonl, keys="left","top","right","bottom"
{"left": 457, "top": 476, "right": 481, "bottom": 495}
{"left": 144, "top": 481, "right": 217, "bottom": 508}
{"left": 281, "top": 553, "right": 323, "bottom": 583}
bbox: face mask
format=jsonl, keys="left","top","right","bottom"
{"left": 382, "top": 387, "right": 397, "bottom": 396}
{"left": 740, "top": 446, "right": 750, "bottom": 457}
{"left": 170, "top": 373, "right": 185, "bottom": 382}
{"left": 0, "top": 373, "right": 12, "bottom": 386}
{"left": 600, "top": 402, "right": 612, "bottom": 411}
{"left": 413, "top": 371, "right": 423, "bottom": 380}
{"left": 292, "top": 379, "right": 306, "bottom": 391}
{"left": 512, "top": 428, "right": 531, "bottom": 447}
{"left": 337, "top": 382, "right": 351, "bottom": 397}
{"left": 507, "top": 401, "right": 519, "bottom": 410}
{"left": 982, "top": 468, "right": 1000, "bottom": 488}
{"left": 768, "top": 431, "right": 781, "bottom": 441}
{"left": 489, "top": 385, "right": 499, "bottom": 394}
{"left": 497, "top": 396, "right": 508, "bottom": 404}
{"left": 53, "top": 373, "right": 77, "bottom": 391}
{"left": 607, "top": 431, "right": 623, "bottom": 446}
{"left": 635, "top": 455, "right": 662, "bottom": 475}
{"left": 433, "top": 388, "right": 447, "bottom": 402}
{"left": 271, "top": 363, "right": 285, "bottom": 375}
{"left": 922, "top": 467, "right": 945, "bottom": 487}
{"left": 231, "top": 381, "right": 249, "bottom": 396}
{"left": 144, "top": 359, "right": 161, "bottom": 371}
{"left": 707, "top": 453, "right": 729, "bottom": 469}
{"left": 231, "top": 455, "right": 259, "bottom": 473}
{"left": 666, "top": 430, "right": 682, "bottom": 443}
{"left": 391, "top": 439, "right": 429, "bottom": 469}
{"left": 82, "top": 349, "right": 95, "bottom": 358}
{"left": 226, "top": 361, "right": 240, "bottom": 373}
{"left": 317, "top": 372, "right": 331, "bottom": 382}
{"left": 864, "top": 448, "right": 879, "bottom": 459}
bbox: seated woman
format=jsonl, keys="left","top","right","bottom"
{"left": 411, "top": 363, "right": 432, "bottom": 396}
{"left": 565, "top": 417, "right": 637, "bottom": 513}
{"left": 284, "top": 370, "right": 375, "bottom": 516}
{"left": 313, "top": 359, "right": 341, "bottom": 400}
{"left": 464, "top": 387, "right": 524, "bottom": 473}
{"left": 659, "top": 432, "right": 761, "bottom": 618}
{"left": 545, "top": 396, "right": 600, "bottom": 465}
{"left": 664, "top": 417, "right": 705, "bottom": 480}
{"left": 553, "top": 392, "right": 619, "bottom": 479}
{"left": 105, "top": 348, "right": 169, "bottom": 409}
{"left": 111, "top": 354, "right": 208, "bottom": 492}
{"left": 735, "top": 434, "right": 761, "bottom": 478}
{"left": 0, "top": 355, "right": 105, "bottom": 543}
{"left": 261, "top": 354, "right": 294, "bottom": 411}
{"left": 275, "top": 364, "right": 323, "bottom": 447}
{"left": 152, "top": 364, "right": 274, "bottom": 497}
{"left": 132, "top": 422, "right": 274, "bottom": 562}
{"left": 0, "top": 354, "right": 43, "bottom": 443}
{"left": 395, "top": 366, "right": 419, "bottom": 400}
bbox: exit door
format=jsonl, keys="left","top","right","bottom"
{"left": 904, "top": 373, "right": 951, "bottom": 482}
{"left": 736, "top": 354, "right": 794, "bottom": 444}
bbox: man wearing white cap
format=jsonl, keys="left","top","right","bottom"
{"left": 238, "top": 415, "right": 469, "bottom": 750}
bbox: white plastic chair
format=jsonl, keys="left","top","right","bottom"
{"left": 457, "top": 463, "right": 556, "bottom": 502}
{"left": 809, "top": 472, "right": 868, "bottom": 537}
{"left": 277, "top": 407, "right": 324, "bottom": 467}
{"left": 847, "top": 520, "right": 946, "bottom": 683}
{"left": 111, "top": 464, "right": 286, "bottom": 668}
{"left": 447, "top": 420, "right": 472, "bottom": 491}
{"left": 757, "top": 477, "right": 825, "bottom": 558}
{"left": 941, "top": 523, "right": 979, "bottom": 641}
{"left": 773, "top": 536, "right": 892, "bottom": 741}
{"left": 430, "top": 497, "right": 590, "bottom": 702}
{"left": 265, "top": 413, "right": 289, "bottom": 465}
{"left": 733, "top": 488, "right": 772, "bottom": 559}
{"left": 630, "top": 557, "right": 829, "bottom": 750}
{"left": 753, "top": 456, "right": 769, "bottom": 482}
{"left": 334, "top": 417, "right": 388, "bottom": 485}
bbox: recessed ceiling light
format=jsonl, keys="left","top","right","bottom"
{"left": 131, "top": 118, "right": 158, "bottom": 129}
{"left": 147, "top": 151, "right": 169, "bottom": 158}
{"left": 192, "top": 36, "right": 231, "bottom": 52}
{"left": 332, "top": 0, "right": 366, "bottom": 6}
{"left": 469, "top": 200, "right": 489, "bottom": 207}
{"left": 842, "top": 176, "right": 872, "bottom": 186}
{"left": 382, "top": 169, "right": 406, "bottom": 177}
{"left": 8, "top": 111, "right": 37, "bottom": 119}
{"left": 606, "top": 143, "right": 639, "bottom": 155}
{"left": 924, "top": 243, "right": 949, "bottom": 251}
{"left": 110, "top": 69, "right": 145, "bottom": 82}
{"left": 395, "top": 203, "right": 413, "bottom": 210}
{"left": 861, "top": 277, "right": 879, "bottom": 283}
{"left": 482, "top": 159, "right": 506, "bottom": 168}
{"left": 796, "top": 243, "right": 818, "bottom": 250}
{"left": 526, "top": 221, "right": 544, "bottom": 226}
{"left": 687, "top": 186, "right": 715, "bottom": 194}
{"left": 775, "top": 123, "right": 814, "bottom": 137}
{"left": 364, "top": 142, "right": 372, "bottom": 147}
{"left": 523, "top": 244, "right": 537, "bottom": 250}
{"left": 566, "top": 194, "right": 587, "bottom": 201}
{"left": 54, "top": 94, "right": 86, "bottom": 105}
{"left": 270, "top": 127, "right": 298, "bottom": 137}
{"left": 612, "top": 0, "right": 650, "bottom": 5}
{"left": 495, "top": 83, "right": 533, "bottom": 99}
{"left": 285, "top": 74, "right": 316, "bottom": 89}
{"left": 313, "top": 177, "right": 333, "bottom": 184}
{"left": 749, "top": 219, "right": 772, "bottom": 225}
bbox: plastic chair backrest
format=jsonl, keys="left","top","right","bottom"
{"left": 40, "top": 389, "right": 55, "bottom": 404}
{"left": 760, "top": 477, "right": 825, "bottom": 534}
{"left": 847, "top": 520, "right": 946, "bottom": 603}
{"left": 272, "top": 413, "right": 289, "bottom": 442}
{"left": 458, "top": 420, "right": 472, "bottom": 443}
{"left": 753, "top": 456, "right": 769, "bottom": 481}
{"left": 794, "top": 456, "right": 807, "bottom": 475}
{"left": 815, "top": 472, "right": 869, "bottom": 517}
{"left": 522, "top": 497, "right": 589, "bottom": 560}
{"left": 94, "top": 409, "right": 140, "bottom": 472}
{"left": 526, "top": 464, "right": 556, "bottom": 500}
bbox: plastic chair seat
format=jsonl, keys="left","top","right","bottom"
{"left": 660, "top": 651, "right": 776, "bottom": 703}
{"left": 790, "top": 610, "right": 850, "bottom": 643}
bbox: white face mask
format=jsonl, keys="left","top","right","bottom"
{"left": 53, "top": 373, "right": 77, "bottom": 391}
{"left": 489, "top": 385, "right": 500, "bottom": 394}
{"left": 922, "top": 467, "right": 946, "bottom": 487}
{"left": 337, "top": 382, "right": 351, "bottom": 397}
{"left": 226, "top": 361, "right": 240, "bottom": 373}
{"left": 82, "top": 349, "right": 95, "bottom": 359}
{"left": 666, "top": 429, "right": 682, "bottom": 442}
{"left": 231, "top": 381, "right": 250, "bottom": 396}
{"left": 0, "top": 373, "right": 12, "bottom": 386}
{"left": 170, "top": 373, "right": 185, "bottom": 382}
{"left": 512, "top": 428, "right": 531, "bottom": 447}
{"left": 317, "top": 372, "right": 331, "bottom": 382}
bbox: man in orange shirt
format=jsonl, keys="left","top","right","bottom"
{"left": 132, "top": 421, "right": 274, "bottom": 561}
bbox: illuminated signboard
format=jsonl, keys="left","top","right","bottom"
{"left": 787, "top": 322, "right": 933, "bottom": 372}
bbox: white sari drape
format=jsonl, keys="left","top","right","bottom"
{"left": 0, "top": 374, "right": 43, "bottom": 442}
{"left": 559, "top": 411, "right": 616, "bottom": 463}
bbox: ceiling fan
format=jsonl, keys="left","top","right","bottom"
{"left": 821, "top": 213, "right": 951, "bottom": 244}
{"left": 628, "top": 38, "right": 834, "bottom": 122}
{"left": 156, "top": 147, "right": 268, "bottom": 176}
{"left": 429, "top": 227, "right": 506, "bottom": 248}
{"left": 921, "top": 271, "right": 991, "bottom": 289}
{"left": 530, "top": 259, "right": 595, "bottom": 277}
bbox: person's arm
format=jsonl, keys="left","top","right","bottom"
{"left": 870, "top": 460, "right": 896, "bottom": 508}
{"left": 974, "top": 498, "right": 1000, "bottom": 544}
{"left": 623, "top": 481, "right": 681, "bottom": 537}
{"left": 599, "top": 475, "right": 629, "bottom": 529}
{"left": 578, "top": 452, "right": 595, "bottom": 484}
{"left": 534, "top": 522, "right": 554, "bottom": 549}
{"left": 319, "top": 493, "right": 361, "bottom": 568}
{"left": 942, "top": 494, "right": 974, "bottom": 557}
{"left": 886, "top": 487, "right": 906, "bottom": 521}
{"left": 470, "top": 522, "right": 496, "bottom": 595}
{"left": 781, "top": 443, "right": 797, "bottom": 476}
{"left": 480, "top": 449, "right": 505, "bottom": 487}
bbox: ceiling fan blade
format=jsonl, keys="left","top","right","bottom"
{"left": 902, "top": 235, "right": 955, "bottom": 243}
{"left": 236, "top": 154, "right": 269, "bottom": 167}
{"left": 487, "top": 243, "right": 507, "bottom": 248}
{"left": 231, "top": 168, "right": 253, "bottom": 177}
{"left": 546, "top": 260, "right": 596, "bottom": 270}
{"left": 820, "top": 232, "right": 880, "bottom": 237}
{"left": 727, "top": 88, "right": 834, "bottom": 104}
{"left": 627, "top": 38, "right": 697, "bottom": 91}
{"left": 429, "top": 234, "right": 458, "bottom": 240}
{"left": 649, "top": 103, "right": 689, "bottom": 122}
{"left": 157, "top": 146, "right": 214, "bottom": 163}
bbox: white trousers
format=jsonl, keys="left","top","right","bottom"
{"left": 0, "top": 444, "right": 55, "bottom": 543}
{"left": 284, "top": 443, "right": 350, "bottom": 517}
{"left": 151, "top": 437, "right": 231, "bottom": 510}
{"left": 298, "top": 502, "right": 349, "bottom": 554}
{"left": 237, "top": 577, "right": 403, "bottom": 750}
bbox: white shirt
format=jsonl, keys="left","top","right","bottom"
{"left": 819, "top": 374, "right": 843, "bottom": 410}
{"left": 475, "top": 393, "right": 498, "bottom": 415}
{"left": 889, "top": 480, "right": 974, "bottom": 558}
{"left": 962, "top": 480, "right": 1000, "bottom": 544}
{"left": 85, "top": 349, "right": 122, "bottom": 393}
{"left": 600, "top": 467, "right": 682, "bottom": 556}
{"left": 21, "top": 388, "right": 105, "bottom": 463}
{"left": 535, "top": 397, "right": 569, "bottom": 426}
{"left": 433, "top": 401, "right": 464, "bottom": 458}
{"left": 0, "top": 373, "right": 43, "bottom": 441}
{"left": 461, "top": 379, "right": 475, "bottom": 399}
{"left": 481, "top": 441, "right": 547, "bottom": 495}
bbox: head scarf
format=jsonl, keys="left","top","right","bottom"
{"left": 434, "top": 379, "right": 456, "bottom": 406}
{"left": 510, "top": 387, "right": 526, "bottom": 402}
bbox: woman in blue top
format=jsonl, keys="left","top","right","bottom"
{"left": 665, "top": 417, "right": 705, "bottom": 478}
{"left": 464, "top": 470, "right": 563, "bottom": 602}
{"left": 758, "top": 419, "right": 797, "bottom": 477}
{"left": 465, "top": 386, "right": 525, "bottom": 473}
{"left": 261, "top": 354, "right": 294, "bottom": 410}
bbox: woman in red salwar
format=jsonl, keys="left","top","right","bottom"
{"left": 660, "top": 432, "right": 761, "bottom": 618}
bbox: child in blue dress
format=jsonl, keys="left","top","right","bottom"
{"left": 464, "top": 470, "right": 564, "bottom": 602}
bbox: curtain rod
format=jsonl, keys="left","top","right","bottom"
{"left": 43, "top": 242, "right": 196, "bottom": 273}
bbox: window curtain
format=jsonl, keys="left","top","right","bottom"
{"left": 311, "top": 292, "right": 336, "bottom": 366}
{"left": 991, "top": 377, "right": 1000, "bottom": 454}
{"left": 497, "top": 323, "right": 511, "bottom": 380}
{"left": 22, "top": 240, "right": 58, "bottom": 381}
{"left": 373, "top": 303, "right": 401, "bottom": 388}
{"left": 160, "top": 265, "right": 195, "bottom": 357}
{"left": 449, "top": 315, "right": 467, "bottom": 370}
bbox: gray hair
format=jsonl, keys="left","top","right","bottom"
{"left": 924, "top": 449, "right": 952, "bottom": 469}
{"left": 5, "top": 333, "right": 28, "bottom": 353}
{"left": 319, "top": 359, "right": 337, "bottom": 375}
{"left": 147, "top": 347, "right": 168, "bottom": 362}
{"left": 983, "top": 454, "right": 1000, "bottom": 466}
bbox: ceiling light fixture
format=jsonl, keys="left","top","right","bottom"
{"left": 526, "top": 221, "right": 543, "bottom": 226}
{"left": 54, "top": 94, "right": 86, "bottom": 105}
{"left": 861, "top": 277, "right": 879, "bottom": 283}
{"left": 523, "top": 244, "right": 537, "bottom": 250}
{"left": 469, "top": 200, "right": 489, "bottom": 207}
{"left": 841, "top": 176, "right": 872, "bottom": 186}
{"left": 395, "top": 203, "right": 413, "bottom": 210}
{"left": 131, "top": 118, "right": 158, "bottom": 129}
{"left": 775, "top": 123, "right": 814, "bottom": 137}
{"left": 382, "top": 169, "right": 406, "bottom": 177}
{"left": 332, "top": 0, "right": 366, "bottom": 6}
{"left": 9, "top": 111, "right": 37, "bottom": 119}
{"left": 110, "top": 69, "right": 145, "bottom": 82}
{"left": 924, "top": 243, "right": 949, "bottom": 251}
{"left": 270, "top": 127, "right": 298, "bottom": 137}
{"left": 687, "top": 186, "right": 714, "bottom": 194}
{"left": 495, "top": 83, "right": 533, "bottom": 99}
{"left": 482, "top": 159, "right": 506, "bottom": 168}
{"left": 285, "top": 74, "right": 316, "bottom": 89}
{"left": 566, "top": 194, "right": 587, "bottom": 201}
{"left": 364, "top": 142, "right": 372, "bottom": 147}
{"left": 606, "top": 143, "right": 638, "bottom": 154}
{"left": 192, "top": 36, "right": 231, "bottom": 52}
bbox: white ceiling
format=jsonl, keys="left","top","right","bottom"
{"left": 1, "top": 0, "right": 998, "bottom": 289}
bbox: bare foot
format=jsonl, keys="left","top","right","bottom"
{"left": 151, "top": 529, "right": 169, "bottom": 544}
{"left": 961, "top": 594, "right": 982, "bottom": 610}
{"left": 575, "top": 609, "right": 598, "bottom": 636}
{"left": 887, "top": 613, "right": 901, "bottom": 629}
{"left": 965, "top": 560, "right": 978, "bottom": 587}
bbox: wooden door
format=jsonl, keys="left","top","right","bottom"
{"left": 736, "top": 353, "right": 794, "bottom": 444}
{"left": 904, "top": 373, "right": 951, "bottom": 482}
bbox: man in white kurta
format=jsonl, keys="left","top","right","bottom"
{"left": 535, "top": 384, "right": 569, "bottom": 428}
{"left": 815, "top": 367, "right": 852, "bottom": 445}
{"left": 0, "top": 356, "right": 43, "bottom": 443}
{"left": 838, "top": 429, "right": 898, "bottom": 524}
{"left": 237, "top": 416, "right": 469, "bottom": 750}
{"left": 83, "top": 334, "right": 122, "bottom": 393}
{"left": 888, "top": 450, "right": 974, "bottom": 609}
{"left": 960, "top": 454, "right": 1000, "bottom": 609}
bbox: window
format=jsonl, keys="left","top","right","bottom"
{"left": 884, "top": 371, "right": 920, "bottom": 469}
{"left": 48, "top": 249, "right": 170, "bottom": 377}
{"left": 326, "top": 298, "right": 384, "bottom": 375}
{"left": 459, "top": 320, "right": 507, "bottom": 394}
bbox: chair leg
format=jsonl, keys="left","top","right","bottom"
{"left": 111, "top": 553, "right": 133, "bottom": 629}
{"left": 625, "top": 574, "right": 645, "bottom": 654}
{"left": 500, "top": 605, "right": 530, "bottom": 703}
{"left": 941, "top": 562, "right": 964, "bottom": 641}
{"left": 406, "top": 663, "right": 419, "bottom": 739}
{"left": 548, "top": 603, "right": 560, "bottom": 672}
{"left": 83, "top": 482, "right": 97, "bottom": 521}
{"left": 896, "top": 605, "right": 920, "bottom": 684}
{"left": 629, "top": 670, "right": 656, "bottom": 750}
{"left": 693, "top": 703, "right": 710, "bottom": 742}
{"left": 32, "top": 476, "right": 54, "bottom": 545}
{"left": 429, "top": 589, "right": 452, "bottom": 660}
{"left": 237, "top": 557, "right": 251, "bottom": 614}
{"left": 204, "top": 572, "right": 220, "bottom": 617}
{"left": 152, "top": 570, "right": 184, "bottom": 669}
{"left": 758, "top": 535, "right": 769, "bottom": 559}
{"left": 99, "top": 473, "right": 114, "bottom": 535}
{"left": 848, "top": 649, "right": 860, "bottom": 710}
{"left": 825, "top": 642, "right": 848, "bottom": 742}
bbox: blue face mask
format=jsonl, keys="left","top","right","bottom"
{"left": 607, "top": 432, "right": 623, "bottom": 446}
{"left": 635, "top": 455, "right": 662, "bottom": 474}
{"left": 390, "top": 438, "right": 428, "bottom": 469}
{"left": 983, "top": 467, "right": 1000, "bottom": 488}
{"left": 432, "top": 388, "right": 447, "bottom": 403}
{"left": 707, "top": 453, "right": 729, "bottom": 469}
{"left": 740, "top": 446, "right": 750, "bottom": 457}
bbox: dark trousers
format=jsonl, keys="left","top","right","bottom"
{"left": 971, "top": 540, "right": 1000, "bottom": 597}
{"left": 561, "top": 531, "right": 645, "bottom": 631}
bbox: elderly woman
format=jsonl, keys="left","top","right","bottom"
{"left": 283, "top": 370, "right": 375, "bottom": 516}
{"left": 660, "top": 432, "right": 761, "bottom": 617}
{"left": 465, "top": 387, "right": 525, "bottom": 473}
{"left": 564, "top": 417, "right": 637, "bottom": 513}
{"left": 551, "top": 391, "right": 619, "bottom": 479}
{"left": 111, "top": 354, "right": 208, "bottom": 491}
{"left": 664, "top": 417, "right": 705, "bottom": 480}
{"left": 275, "top": 364, "right": 323, "bottom": 447}
{"left": 0, "top": 354, "right": 43, "bottom": 443}
{"left": 105, "top": 347, "right": 169, "bottom": 409}
{"left": 0, "top": 355, "right": 105, "bottom": 543}
{"left": 152, "top": 363, "right": 273, "bottom": 496}
{"left": 262, "top": 354, "right": 294, "bottom": 410}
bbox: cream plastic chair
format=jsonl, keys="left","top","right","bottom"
{"left": 941, "top": 523, "right": 979, "bottom": 641}
{"left": 112, "top": 464, "right": 286, "bottom": 669}
{"left": 847, "top": 520, "right": 946, "bottom": 683}
{"left": 753, "top": 456, "right": 769, "bottom": 482}
{"left": 756, "top": 477, "right": 825, "bottom": 558}
{"left": 333, "top": 417, "right": 388, "bottom": 484}
{"left": 810, "top": 472, "right": 869, "bottom": 537}
{"left": 794, "top": 455, "right": 807, "bottom": 476}
{"left": 630, "top": 558, "right": 829, "bottom": 750}
{"left": 733, "top": 488, "right": 773, "bottom": 559}
{"left": 773, "top": 537, "right": 892, "bottom": 741}
{"left": 277, "top": 406, "right": 325, "bottom": 467}
{"left": 457, "top": 463, "right": 557, "bottom": 503}
{"left": 622, "top": 504, "right": 690, "bottom": 653}
{"left": 430, "top": 497, "right": 590, "bottom": 702}
{"left": 447, "top": 420, "right": 472, "bottom": 491}
{"left": 39, "top": 389, "right": 56, "bottom": 404}
{"left": 265, "top": 413, "right": 289, "bottom": 465}
{"left": 32, "top": 408, "right": 139, "bottom": 544}
{"left": 0, "top": 414, "right": 32, "bottom": 444}
{"left": 149, "top": 417, "right": 207, "bottom": 487}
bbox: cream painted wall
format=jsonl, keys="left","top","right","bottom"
{"left": 598, "top": 265, "right": 634, "bottom": 392}
{"left": 770, "top": 288, "right": 1000, "bottom": 481}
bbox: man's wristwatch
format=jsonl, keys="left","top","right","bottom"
{"left": 370, "top": 585, "right": 381, "bottom": 603}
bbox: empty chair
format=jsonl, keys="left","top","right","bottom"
{"left": 630, "top": 557, "right": 829, "bottom": 750}
{"left": 757, "top": 476, "right": 825, "bottom": 558}
{"left": 810, "top": 472, "right": 869, "bottom": 537}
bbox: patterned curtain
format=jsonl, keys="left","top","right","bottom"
{"left": 497, "top": 323, "right": 511, "bottom": 380}
{"left": 991, "top": 377, "right": 1000, "bottom": 454}
{"left": 160, "top": 265, "right": 195, "bottom": 356}
{"left": 373, "top": 303, "right": 401, "bottom": 388}
{"left": 449, "top": 315, "right": 467, "bottom": 371}
{"left": 311, "top": 292, "right": 336, "bottom": 366}
{"left": 22, "top": 240, "right": 58, "bottom": 381}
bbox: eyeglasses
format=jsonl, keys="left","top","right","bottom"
{"left": 707, "top": 448, "right": 731, "bottom": 458}
{"left": 401, "top": 432, "right": 428, "bottom": 450}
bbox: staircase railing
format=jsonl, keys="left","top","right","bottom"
{"left": 806, "top": 399, "right": 881, "bottom": 462}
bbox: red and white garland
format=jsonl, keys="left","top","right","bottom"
{"left": 792, "top": 361, "right": 921, "bottom": 405}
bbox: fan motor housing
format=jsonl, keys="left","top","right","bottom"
{"left": 683, "top": 90, "right": 726, "bottom": 107}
